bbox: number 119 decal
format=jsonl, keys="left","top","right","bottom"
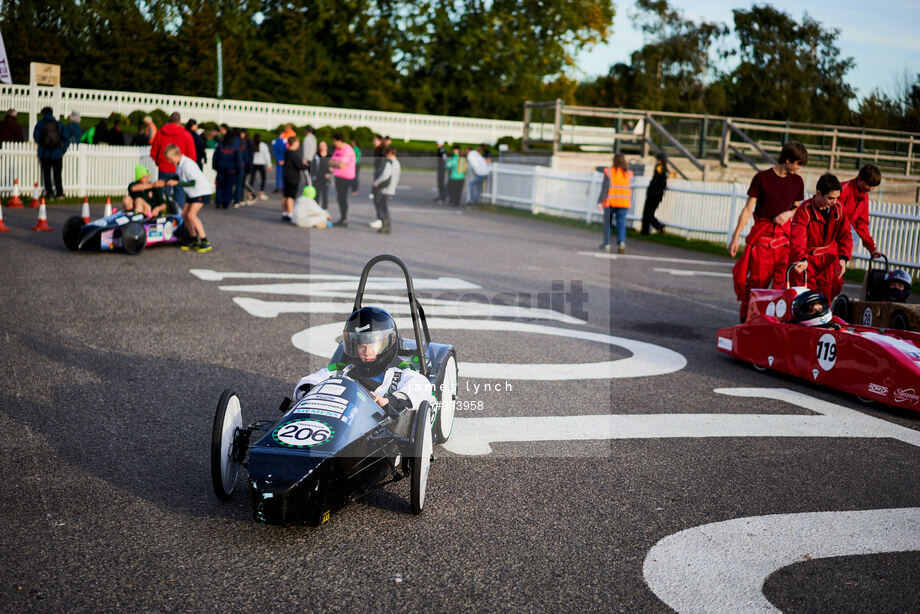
{"left": 816, "top": 333, "right": 837, "bottom": 371}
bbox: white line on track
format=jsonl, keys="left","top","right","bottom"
{"left": 654, "top": 267, "right": 734, "bottom": 278}
{"left": 442, "top": 387, "right": 920, "bottom": 455}
{"left": 643, "top": 508, "right": 920, "bottom": 613}
{"left": 578, "top": 252, "right": 733, "bottom": 267}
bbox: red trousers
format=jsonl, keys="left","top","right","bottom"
{"left": 791, "top": 254, "right": 841, "bottom": 302}
{"left": 734, "top": 220, "right": 790, "bottom": 321}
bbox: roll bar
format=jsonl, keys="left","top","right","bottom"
{"left": 352, "top": 254, "right": 430, "bottom": 377}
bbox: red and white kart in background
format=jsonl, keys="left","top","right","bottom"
{"left": 717, "top": 268, "right": 920, "bottom": 413}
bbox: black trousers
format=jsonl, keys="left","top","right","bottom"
{"left": 448, "top": 178, "right": 464, "bottom": 206}
{"left": 374, "top": 190, "right": 390, "bottom": 223}
{"left": 250, "top": 165, "right": 266, "bottom": 191}
{"left": 41, "top": 157, "right": 64, "bottom": 197}
{"left": 334, "top": 176, "right": 350, "bottom": 220}
{"left": 437, "top": 165, "right": 448, "bottom": 201}
{"left": 641, "top": 189, "right": 665, "bottom": 234}
{"left": 315, "top": 181, "right": 329, "bottom": 209}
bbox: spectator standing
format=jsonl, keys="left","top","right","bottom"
{"left": 311, "top": 141, "right": 331, "bottom": 210}
{"left": 371, "top": 134, "right": 385, "bottom": 196}
{"left": 280, "top": 124, "right": 296, "bottom": 140}
{"left": 465, "top": 144, "right": 490, "bottom": 206}
{"left": 282, "top": 135, "right": 307, "bottom": 221}
{"left": 641, "top": 153, "right": 668, "bottom": 235}
{"left": 237, "top": 129, "right": 254, "bottom": 207}
{"left": 143, "top": 116, "right": 157, "bottom": 143}
{"left": 729, "top": 141, "right": 808, "bottom": 322}
{"left": 272, "top": 129, "right": 288, "bottom": 193}
{"left": 350, "top": 138, "right": 362, "bottom": 195}
{"left": 106, "top": 119, "right": 126, "bottom": 146}
{"left": 62, "top": 111, "right": 82, "bottom": 147}
{"left": 186, "top": 119, "right": 207, "bottom": 169}
{"left": 445, "top": 145, "right": 466, "bottom": 207}
{"left": 150, "top": 112, "right": 196, "bottom": 209}
{"left": 329, "top": 133, "right": 356, "bottom": 227}
{"left": 204, "top": 129, "right": 218, "bottom": 149}
{"left": 434, "top": 141, "right": 448, "bottom": 203}
{"left": 371, "top": 146, "right": 401, "bottom": 234}
{"left": 33, "top": 106, "right": 66, "bottom": 199}
{"left": 212, "top": 132, "right": 241, "bottom": 209}
{"left": 596, "top": 153, "right": 633, "bottom": 254}
{"left": 0, "top": 108, "right": 24, "bottom": 144}
{"left": 250, "top": 133, "right": 272, "bottom": 201}
{"left": 302, "top": 126, "right": 317, "bottom": 170}
{"left": 130, "top": 119, "right": 149, "bottom": 146}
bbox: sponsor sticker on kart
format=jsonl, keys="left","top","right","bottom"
{"left": 115, "top": 216, "right": 129, "bottom": 226}
{"left": 775, "top": 299, "right": 787, "bottom": 319}
{"left": 294, "top": 400, "right": 347, "bottom": 416}
{"left": 717, "top": 337, "right": 732, "bottom": 351}
{"left": 272, "top": 419, "right": 335, "bottom": 447}
{"left": 308, "top": 394, "right": 349, "bottom": 405}
{"left": 868, "top": 383, "right": 888, "bottom": 396}
{"left": 893, "top": 388, "right": 920, "bottom": 406}
{"left": 318, "top": 383, "right": 347, "bottom": 396}
{"left": 100, "top": 229, "right": 115, "bottom": 250}
{"left": 862, "top": 307, "right": 873, "bottom": 326}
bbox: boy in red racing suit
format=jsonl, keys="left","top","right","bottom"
{"left": 729, "top": 142, "right": 808, "bottom": 321}
{"left": 831, "top": 164, "right": 883, "bottom": 298}
{"left": 789, "top": 173, "right": 852, "bottom": 302}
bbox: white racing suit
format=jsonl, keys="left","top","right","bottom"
{"left": 293, "top": 363, "right": 432, "bottom": 413}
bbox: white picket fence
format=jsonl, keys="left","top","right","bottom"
{"left": 0, "top": 142, "right": 217, "bottom": 197}
{"left": 487, "top": 163, "right": 920, "bottom": 276}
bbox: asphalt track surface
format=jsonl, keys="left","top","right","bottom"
{"left": 1, "top": 170, "right": 918, "bottom": 613}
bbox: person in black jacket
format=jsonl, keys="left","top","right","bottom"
{"left": 282, "top": 136, "right": 306, "bottom": 221}
{"left": 641, "top": 153, "right": 669, "bottom": 235}
{"left": 311, "top": 140, "right": 331, "bottom": 210}
{"left": 186, "top": 119, "right": 207, "bottom": 169}
{"left": 434, "top": 141, "right": 448, "bottom": 203}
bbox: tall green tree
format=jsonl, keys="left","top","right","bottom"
{"left": 721, "top": 4, "right": 855, "bottom": 124}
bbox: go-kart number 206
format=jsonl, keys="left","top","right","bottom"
{"left": 273, "top": 420, "right": 334, "bottom": 447}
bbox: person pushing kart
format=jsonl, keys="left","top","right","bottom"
{"left": 292, "top": 307, "right": 432, "bottom": 416}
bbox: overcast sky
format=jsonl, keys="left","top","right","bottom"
{"left": 575, "top": 0, "right": 920, "bottom": 101}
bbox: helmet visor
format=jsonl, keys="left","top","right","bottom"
{"left": 343, "top": 329, "right": 395, "bottom": 362}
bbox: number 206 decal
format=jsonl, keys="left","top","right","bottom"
{"left": 272, "top": 420, "right": 335, "bottom": 448}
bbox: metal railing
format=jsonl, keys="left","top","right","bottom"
{"left": 487, "top": 163, "right": 920, "bottom": 276}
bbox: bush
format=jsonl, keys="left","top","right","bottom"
{"left": 149, "top": 108, "right": 169, "bottom": 127}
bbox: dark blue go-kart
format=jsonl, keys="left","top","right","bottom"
{"left": 209, "top": 255, "right": 459, "bottom": 525}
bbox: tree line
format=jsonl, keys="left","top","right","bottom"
{"left": 2, "top": 0, "right": 918, "bottom": 132}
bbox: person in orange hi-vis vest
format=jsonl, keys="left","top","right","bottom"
{"left": 596, "top": 153, "right": 633, "bottom": 253}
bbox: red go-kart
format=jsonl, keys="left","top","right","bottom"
{"left": 717, "top": 270, "right": 920, "bottom": 413}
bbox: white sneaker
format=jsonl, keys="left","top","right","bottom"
{"left": 369, "top": 219, "right": 383, "bottom": 230}
{"left": 259, "top": 193, "right": 269, "bottom": 201}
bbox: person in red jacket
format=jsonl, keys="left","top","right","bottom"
{"left": 149, "top": 112, "right": 196, "bottom": 209}
{"left": 728, "top": 142, "right": 808, "bottom": 321}
{"left": 830, "top": 164, "right": 883, "bottom": 298}
{"left": 789, "top": 173, "right": 852, "bottom": 302}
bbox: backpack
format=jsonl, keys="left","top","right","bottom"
{"left": 40, "top": 120, "right": 62, "bottom": 150}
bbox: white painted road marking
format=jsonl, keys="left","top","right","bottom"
{"left": 234, "top": 297, "right": 586, "bottom": 324}
{"left": 578, "top": 252, "right": 733, "bottom": 267}
{"left": 291, "top": 318, "right": 687, "bottom": 381}
{"left": 218, "top": 277, "right": 481, "bottom": 295}
{"left": 643, "top": 508, "right": 920, "bottom": 614}
{"left": 442, "top": 387, "right": 920, "bottom": 455}
{"left": 653, "top": 267, "right": 733, "bottom": 278}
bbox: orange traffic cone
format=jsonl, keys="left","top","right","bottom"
{"left": 7, "top": 178, "right": 24, "bottom": 208}
{"left": 0, "top": 202, "right": 10, "bottom": 232}
{"left": 103, "top": 197, "right": 112, "bottom": 217}
{"left": 81, "top": 197, "right": 91, "bottom": 223}
{"left": 29, "top": 182, "right": 41, "bottom": 208}
{"left": 31, "top": 199, "right": 52, "bottom": 232}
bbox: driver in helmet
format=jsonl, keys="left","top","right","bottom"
{"left": 292, "top": 306, "right": 432, "bottom": 416}
{"left": 791, "top": 289, "right": 834, "bottom": 327}
{"left": 884, "top": 269, "right": 912, "bottom": 303}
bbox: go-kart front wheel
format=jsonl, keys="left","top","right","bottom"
{"left": 434, "top": 354, "right": 458, "bottom": 443}
{"left": 211, "top": 389, "right": 243, "bottom": 501}
{"left": 831, "top": 294, "right": 850, "bottom": 322}
{"left": 121, "top": 222, "right": 147, "bottom": 255}
{"left": 410, "top": 402, "right": 433, "bottom": 515}
{"left": 62, "top": 216, "right": 85, "bottom": 251}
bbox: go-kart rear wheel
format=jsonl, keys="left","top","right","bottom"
{"left": 410, "top": 402, "right": 433, "bottom": 515}
{"left": 62, "top": 216, "right": 85, "bottom": 251}
{"left": 121, "top": 221, "right": 147, "bottom": 255}
{"left": 891, "top": 312, "right": 910, "bottom": 331}
{"left": 753, "top": 363, "right": 768, "bottom": 372}
{"left": 434, "top": 354, "right": 458, "bottom": 443}
{"left": 211, "top": 389, "right": 243, "bottom": 501}
{"left": 831, "top": 294, "right": 850, "bottom": 322}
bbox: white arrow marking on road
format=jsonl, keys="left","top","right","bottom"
{"left": 291, "top": 318, "right": 687, "bottom": 381}
{"left": 234, "top": 297, "right": 586, "bottom": 324}
{"left": 653, "top": 267, "right": 733, "bottom": 278}
{"left": 218, "top": 277, "right": 481, "bottom": 296}
{"left": 577, "top": 252, "right": 732, "bottom": 267}
{"left": 643, "top": 508, "right": 920, "bottom": 614}
{"left": 442, "top": 387, "right": 920, "bottom": 455}
{"left": 190, "top": 269, "right": 358, "bottom": 282}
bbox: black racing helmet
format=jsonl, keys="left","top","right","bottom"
{"left": 792, "top": 290, "right": 832, "bottom": 327}
{"left": 885, "top": 270, "right": 912, "bottom": 302}
{"left": 343, "top": 306, "right": 399, "bottom": 376}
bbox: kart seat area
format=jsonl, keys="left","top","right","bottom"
{"left": 865, "top": 269, "right": 888, "bottom": 301}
